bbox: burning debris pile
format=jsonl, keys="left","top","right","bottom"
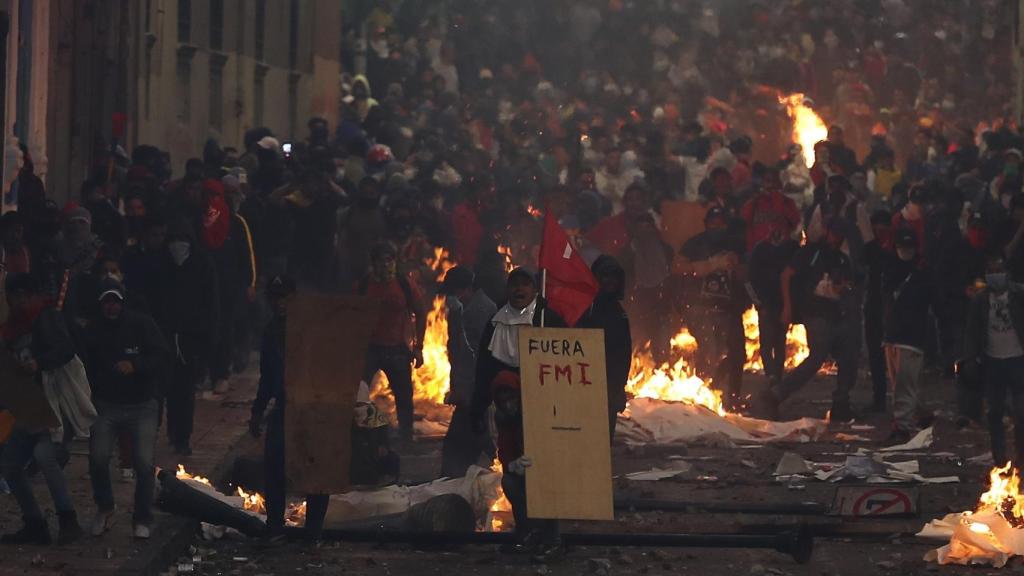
{"left": 920, "top": 463, "right": 1024, "bottom": 567}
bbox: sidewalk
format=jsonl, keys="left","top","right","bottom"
{"left": 0, "top": 370, "right": 258, "bottom": 576}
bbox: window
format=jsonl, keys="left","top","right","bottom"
{"left": 176, "top": 53, "right": 192, "bottom": 122}
{"left": 253, "top": 67, "right": 266, "bottom": 127}
{"left": 209, "top": 60, "right": 224, "bottom": 131}
{"left": 254, "top": 0, "right": 266, "bottom": 61}
{"left": 209, "top": 0, "right": 223, "bottom": 51}
{"left": 177, "top": 0, "right": 191, "bottom": 43}
{"left": 288, "top": 0, "right": 299, "bottom": 69}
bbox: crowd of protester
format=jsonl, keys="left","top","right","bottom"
{"left": 1, "top": 0, "right": 1024, "bottom": 556}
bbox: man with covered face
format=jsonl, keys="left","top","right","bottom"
{"left": 964, "top": 255, "right": 1024, "bottom": 467}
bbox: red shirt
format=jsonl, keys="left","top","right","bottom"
{"left": 741, "top": 192, "right": 801, "bottom": 251}
{"left": 364, "top": 276, "right": 422, "bottom": 346}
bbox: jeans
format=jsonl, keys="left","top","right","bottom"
{"left": 774, "top": 313, "right": 861, "bottom": 408}
{"left": 865, "top": 296, "right": 888, "bottom": 407}
{"left": 364, "top": 344, "right": 414, "bottom": 434}
{"left": 885, "top": 345, "right": 924, "bottom": 431}
{"left": 1, "top": 429, "right": 74, "bottom": 520}
{"left": 89, "top": 399, "right": 159, "bottom": 524}
{"left": 756, "top": 306, "right": 786, "bottom": 382}
{"left": 167, "top": 334, "right": 205, "bottom": 448}
{"left": 985, "top": 355, "right": 1024, "bottom": 466}
{"left": 264, "top": 408, "right": 329, "bottom": 537}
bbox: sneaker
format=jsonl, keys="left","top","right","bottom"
{"left": 133, "top": 524, "right": 151, "bottom": 539}
{"left": 0, "top": 517, "right": 51, "bottom": 545}
{"left": 120, "top": 468, "right": 135, "bottom": 482}
{"left": 90, "top": 507, "right": 116, "bottom": 537}
{"left": 57, "top": 511, "right": 83, "bottom": 545}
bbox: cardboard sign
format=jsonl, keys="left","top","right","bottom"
{"left": 0, "top": 350, "right": 59, "bottom": 433}
{"left": 518, "top": 327, "right": 613, "bottom": 520}
{"left": 285, "top": 294, "right": 379, "bottom": 494}
{"left": 828, "top": 485, "right": 919, "bottom": 517}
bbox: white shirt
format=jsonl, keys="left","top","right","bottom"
{"left": 987, "top": 292, "right": 1024, "bottom": 359}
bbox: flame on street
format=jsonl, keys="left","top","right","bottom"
{"left": 237, "top": 486, "right": 267, "bottom": 515}
{"left": 626, "top": 328, "right": 726, "bottom": 416}
{"left": 742, "top": 307, "right": 811, "bottom": 372}
{"left": 779, "top": 92, "right": 828, "bottom": 168}
{"left": 488, "top": 458, "right": 513, "bottom": 532}
{"left": 497, "top": 244, "right": 516, "bottom": 274}
{"left": 977, "top": 463, "right": 1024, "bottom": 522}
{"left": 176, "top": 464, "right": 212, "bottom": 486}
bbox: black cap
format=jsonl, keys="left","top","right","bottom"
{"left": 97, "top": 277, "right": 126, "bottom": 302}
{"left": 506, "top": 267, "right": 537, "bottom": 286}
{"left": 440, "top": 266, "right": 475, "bottom": 295}
{"left": 894, "top": 227, "right": 918, "bottom": 247}
{"left": 266, "top": 274, "right": 296, "bottom": 299}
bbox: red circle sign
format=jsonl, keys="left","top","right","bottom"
{"left": 852, "top": 488, "right": 913, "bottom": 516}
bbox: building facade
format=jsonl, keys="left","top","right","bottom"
{"left": 0, "top": 0, "right": 342, "bottom": 209}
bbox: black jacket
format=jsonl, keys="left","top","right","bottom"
{"left": 160, "top": 250, "right": 220, "bottom": 344}
{"left": 880, "top": 257, "right": 931, "bottom": 349}
{"left": 84, "top": 309, "right": 169, "bottom": 404}
{"left": 470, "top": 300, "right": 565, "bottom": 428}
{"left": 578, "top": 294, "right": 632, "bottom": 413}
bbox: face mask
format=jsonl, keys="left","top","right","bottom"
{"left": 987, "top": 273, "right": 1009, "bottom": 292}
{"left": 896, "top": 247, "right": 916, "bottom": 262}
{"left": 169, "top": 241, "right": 191, "bottom": 266}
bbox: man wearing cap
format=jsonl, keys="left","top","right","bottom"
{"left": 83, "top": 277, "right": 168, "bottom": 539}
{"left": 440, "top": 266, "right": 496, "bottom": 478}
{"left": 879, "top": 229, "right": 931, "bottom": 443}
{"left": 677, "top": 205, "right": 746, "bottom": 406}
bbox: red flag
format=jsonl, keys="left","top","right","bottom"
{"left": 539, "top": 211, "right": 599, "bottom": 327}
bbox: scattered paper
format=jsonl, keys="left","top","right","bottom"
{"left": 774, "top": 452, "right": 812, "bottom": 476}
{"left": 925, "top": 511, "right": 1024, "bottom": 567}
{"left": 834, "top": 432, "right": 871, "bottom": 442}
{"left": 626, "top": 468, "right": 688, "bottom": 481}
{"left": 880, "top": 427, "right": 934, "bottom": 452}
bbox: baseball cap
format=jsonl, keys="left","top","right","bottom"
{"left": 97, "top": 277, "right": 125, "bottom": 302}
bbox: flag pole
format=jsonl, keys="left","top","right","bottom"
{"left": 540, "top": 268, "right": 546, "bottom": 328}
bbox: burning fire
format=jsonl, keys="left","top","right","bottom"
{"left": 527, "top": 204, "right": 543, "bottom": 218}
{"left": 978, "top": 463, "right": 1024, "bottom": 522}
{"left": 237, "top": 486, "right": 267, "bottom": 515}
{"left": 488, "top": 458, "right": 513, "bottom": 532}
{"left": 424, "top": 246, "right": 455, "bottom": 276}
{"left": 497, "top": 244, "right": 516, "bottom": 274}
{"left": 286, "top": 501, "right": 307, "bottom": 527}
{"left": 626, "top": 329, "right": 726, "bottom": 416}
{"left": 779, "top": 92, "right": 828, "bottom": 168}
{"left": 742, "top": 307, "right": 811, "bottom": 372}
{"left": 412, "top": 296, "right": 452, "bottom": 405}
{"left": 176, "top": 464, "right": 212, "bottom": 486}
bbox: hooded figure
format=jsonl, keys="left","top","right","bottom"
{"left": 351, "top": 75, "right": 379, "bottom": 124}
{"left": 578, "top": 256, "right": 631, "bottom": 441}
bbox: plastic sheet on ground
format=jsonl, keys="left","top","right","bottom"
{"left": 923, "top": 511, "right": 1024, "bottom": 567}
{"left": 616, "top": 398, "right": 827, "bottom": 445}
{"left": 322, "top": 465, "right": 501, "bottom": 529}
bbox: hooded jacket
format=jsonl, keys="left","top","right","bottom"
{"left": 352, "top": 75, "right": 379, "bottom": 123}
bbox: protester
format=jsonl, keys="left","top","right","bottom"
{"left": 0, "top": 273, "right": 84, "bottom": 545}
{"left": 748, "top": 222, "right": 800, "bottom": 384}
{"left": 161, "top": 221, "right": 219, "bottom": 455}
{"left": 248, "top": 274, "right": 330, "bottom": 538}
{"left": 964, "top": 256, "right": 1024, "bottom": 467}
{"left": 359, "top": 242, "right": 425, "bottom": 442}
{"left": 578, "top": 256, "right": 632, "bottom": 441}
{"left": 84, "top": 277, "right": 168, "bottom": 539}
{"left": 440, "top": 266, "right": 496, "bottom": 478}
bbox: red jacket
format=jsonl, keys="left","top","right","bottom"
{"left": 741, "top": 191, "right": 801, "bottom": 251}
